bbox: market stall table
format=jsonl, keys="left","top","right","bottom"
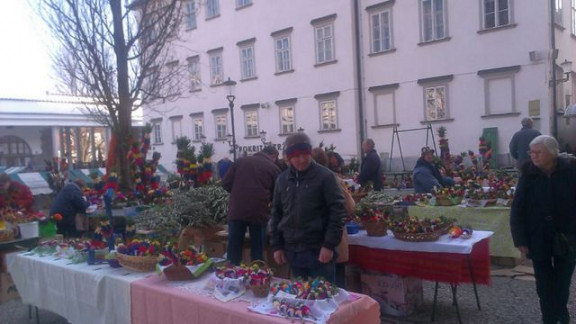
{"left": 407, "top": 204, "right": 519, "bottom": 258}
{"left": 131, "top": 274, "right": 380, "bottom": 324}
{"left": 347, "top": 230, "right": 493, "bottom": 323}
{"left": 9, "top": 253, "right": 150, "bottom": 324}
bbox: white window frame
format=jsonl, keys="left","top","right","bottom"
{"left": 319, "top": 99, "right": 338, "bottom": 130}
{"left": 206, "top": 0, "right": 219, "bottom": 19}
{"left": 373, "top": 90, "right": 397, "bottom": 126}
{"left": 370, "top": 9, "right": 393, "bottom": 53}
{"left": 555, "top": 0, "right": 564, "bottom": 26}
{"left": 236, "top": 0, "right": 251, "bottom": 8}
{"left": 280, "top": 106, "right": 295, "bottom": 135}
{"left": 215, "top": 114, "right": 228, "bottom": 140}
{"left": 572, "top": 0, "right": 576, "bottom": 35}
{"left": 192, "top": 116, "right": 204, "bottom": 141}
{"left": 239, "top": 44, "right": 256, "bottom": 79}
{"left": 244, "top": 109, "right": 259, "bottom": 137}
{"left": 170, "top": 117, "right": 183, "bottom": 142}
{"left": 423, "top": 85, "right": 449, "bottom": 121}
{"left": 209, "top": 50, "right": 224, "bottom": 85}
{"left": 314, "top": 23, "right": 335, "bottom": 64}
{"left": 152, "top": 121, "right": 163, "bottom": 144}
{"left": 185, "top": 1, "right": 197, "bottom": 30}
{"left": 420, "top": 0, "right": 447, "bottom": 42}
{"left": 481, "top": 0, "right": 511, "bottom": 29}
{"left": 187, "top": 56, "right": 201, "bottom": 91}
{"left": 274, "top": 35, "right": 292, "bottom": 73}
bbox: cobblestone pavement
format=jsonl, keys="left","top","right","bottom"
{"left": 2, "top": 267, "right": 575, "bottom": 324}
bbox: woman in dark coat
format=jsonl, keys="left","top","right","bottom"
{"left": 510, "top": 135, "right": 576, "bottom": 324}
{"left": 50, "top": 179, "right": 89, "bottom": 238}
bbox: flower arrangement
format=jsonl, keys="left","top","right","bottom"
{"left": 354, "top": 202, "right": 391, "bottom": 224}
{"left": 0, "top": 208, "right": 43, "bottom": 224}
{"left": 116, "top": 239, "right": 162, "bottom": 257}
{"left": 158, "top": 244, "right": 208, "bottom": 267}
{"left": 270, "top": 277, "right": 339, "bottom": 300}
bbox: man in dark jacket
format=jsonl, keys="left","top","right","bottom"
{"left": 510, "top": 135, "right": 576, "bottom": 324}
{"left": 357, "top": 139, "right": 383, "bottom": 191}
{"left": 50, "top": 179, "right": 89, "bottom": 238}
{"left": 270, "top": 133, "right": 346, "bottom": 282}
{"left": 222, "top": 146, "right": 281, "bottom": 265}
{"left": 412, "top": 147, "right": 454, "bottom": 193}
{"left": 509, "top": 117, "right": 541, "bottom": 169}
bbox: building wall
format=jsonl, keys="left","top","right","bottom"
{"left": 145, "top": 0, "right": 576, "bottom": 172}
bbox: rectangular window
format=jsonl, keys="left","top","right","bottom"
{"left": 371, "top": 10, "right": 392, "bottom": 53}
{"left": 166, "top": 61, "right": 179, "bottom": 95}
{"left": 236, "top": 0, "right": 251, "bottom": 8}
{"left": 152, "top": 121, "right": 162, "bottom": 144}
{"left": 171, "top": 117, "right": 182, "bottom": 142}
{"left": 274, "top": 36, "right": 292, "bottom": 72}
{"left": 187, "top": 56, "right": 201, "bottom": 91}
{"left": 185, "top": 1, "right": 197, "bottom": 30}
{"left": 319, "top": 100, "right": 338, "bottom": 130}
{"left": 486, "top": 77, "right": 514, "bottom": 115}
{"left": 280, "top": 106, "right": 295, "bottom": 134}
{"left": 206, "top": 0, "right": 220, "bottom": 19}
{"left": 240, "top": 45, "right": 256, "bottom": 79}
{"left": 421, "top": 0, "right": 446, "bottom": 42}
{"left": 572, "top": 0, "right": 576, "bottom": 35}
{"left": 193, "top": 117, "right": 204, "bottom": 141}
{"left": 375, "top": 92, "right": 395, "bottom": 125}
{"left": 555, "top": 0, "right": 564, "bottom": 26}
{"left": 215, "top": 114, "right": 227, "bottom": 140}
{"left": 244, "top": 110, "right": 258, "bottom": 137}
{"left": 315, "top": 24, "right": 335, "bottom": 63}
{"left": 483, "top": 0, "right": 510, "bottom": 29}
{"left": 209, "top": 51, "right": 224, "bottom": 85}
{"left": 425, "top": 86, "right": 447, "bottom": 121}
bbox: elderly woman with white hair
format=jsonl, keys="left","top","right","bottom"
{"left": 510, "top": 135, "right": 576, "bottom": 324}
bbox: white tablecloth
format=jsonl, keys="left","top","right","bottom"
{"left": 347, "top": 230, "right": 493, "bottom": 254}
{"left": 9, "top": 253, "right": 151, "bottom": 324}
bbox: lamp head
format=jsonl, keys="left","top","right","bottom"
{"left": 223, "top": 77, "right": 237, "bottom": 97}
{"left": 561, "top": 59, "right": 573, "bottom": 74}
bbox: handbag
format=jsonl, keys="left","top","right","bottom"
{"left": 75, "top": 213, "right": 89, "bottom": 231}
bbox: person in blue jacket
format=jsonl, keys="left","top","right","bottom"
{"left": 412, "top": 147, "right": 453, "bottom": 193}
{"left": 356, "top": 139, "right": 383, "bottom": 191}
{"left": 50, "top": 179, "right": 89, "bottom": 238}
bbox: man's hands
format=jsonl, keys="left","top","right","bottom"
{"left": 318, "top": 247, "right": 333, "bottom": 263}
{"left": 274, "top": 250, "right": 287, "bottom": 265}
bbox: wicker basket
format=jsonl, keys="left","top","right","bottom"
{"left": 363, "top": 221, "right": 387, "bottom": 237}
{"left": 0, "top": 230, "right": 14, "bottom": 242}
{"left": 249, "top": 260, "right": 271, "bottom": 298}
{"left": 116, "top": 253, "right": 158, "bottom": 272}
{"left": 163, "top": 264, "right": 194, "bottom": 281}
{"left": 392, "top": 230, "right": 442, "bottom": 242}
{"left": 435, "top": 197, "right": 457, "bottom": 206}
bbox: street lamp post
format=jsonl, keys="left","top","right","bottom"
{"left": 550, "top": 59, "right": 573, "bottom": 138}
{"left": 223, "top": 77, "right": 237, "bottom": 160}
{"left": 260, "top": 130, "right": 271, "bottom": 146}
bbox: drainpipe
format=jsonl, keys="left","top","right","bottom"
{"left": 353, "top": 0, "right": 365, "bottom": 151}
{"left": 550, "top": 0, "right": 558, "bottom": 139}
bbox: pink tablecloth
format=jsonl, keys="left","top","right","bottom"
{"left": 131, "top": 275, "right": 380, "bottom": 324}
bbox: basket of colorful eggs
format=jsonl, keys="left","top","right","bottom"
{"left": 248, "top": 260, "right": 272, "bottom": 297}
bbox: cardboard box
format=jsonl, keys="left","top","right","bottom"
{"left": 204, "top": 242, "right": 227, "bottom": 258}
{"left": 0, "top": 272, "right": 19, "bottom": 303}
{"left": 361, "top": 271, "right": 423, "bottom": 316}
{"left": 0, "top": 249, "right": 25, "bottom": 273}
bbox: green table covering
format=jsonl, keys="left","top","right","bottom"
{"left": 407, "top": 205, "right": 520, "bottom": 259}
